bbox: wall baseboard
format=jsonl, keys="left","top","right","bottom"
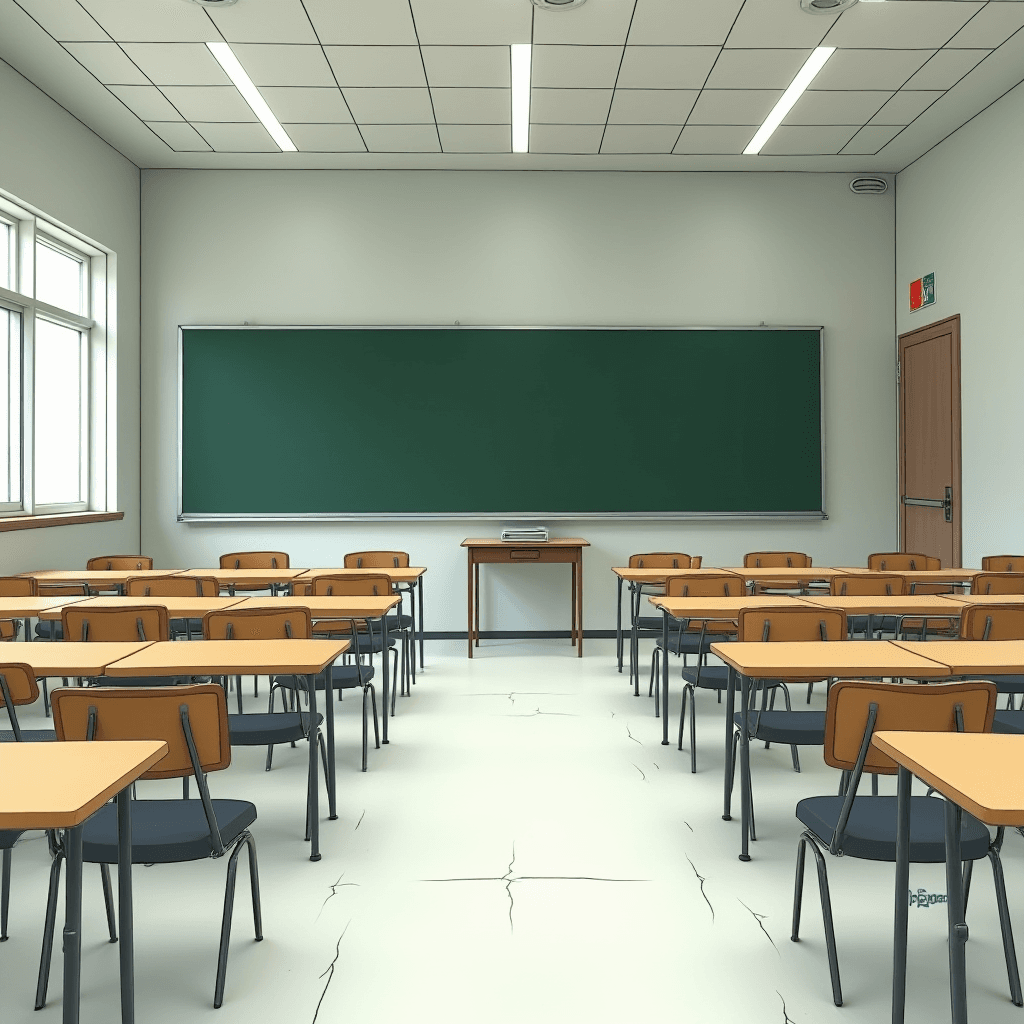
{"left": 422, "top": 630, "right": 617, "bottom": 640}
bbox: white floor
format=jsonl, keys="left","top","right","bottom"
{"left": 2, "top": 639, "right": 1023, "bottom": 1024}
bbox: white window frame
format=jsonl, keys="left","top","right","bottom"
{"left": 0, "top": 189, "right": 116, "bottom": 517}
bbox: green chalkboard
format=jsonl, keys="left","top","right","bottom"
{"left": 179, "top": 327, "right": 823, "bottom": 519}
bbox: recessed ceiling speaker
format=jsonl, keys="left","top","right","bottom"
{"left": 531, "top": 0, "right": 589, "bottom": 10}
{"left": 188, "top": 0, "right": 239, "bottom": 8}
{"left": 800, "top": 0, "right": 858, "bottom": 13}
{"left": 850, "top": 176, "right": 888, "bottom": 195}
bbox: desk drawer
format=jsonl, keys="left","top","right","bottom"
{"left": 473, "top": 546, "right": 578, "bottom": 564}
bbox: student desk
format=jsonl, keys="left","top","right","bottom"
{"left": 709, "top": 641, "right": 951, "bottom": 861}
{"left": 799, "top": 594, "right": 967, "bottom": 637}
{"left": 723, "top": 566, "right": 846, "bottom": 589}
{"left": 0, "top": 740, "right": 168, "bottom": 1024}
{"left": 0, "top": 595, "right": 91, "bottom": 642}
{"left": 20, "top": 569, "right": 186, "bottom": 594}
{"left": 104, "top": 639, "right": 349, "bottom": 861}
{"left": 2, "top": 641, "right": 154, "bottom": 678}
{"left": 185, "top": 567, "right": 304, "bottom": 594}
{"left": 37, "top": 595, "right": 247, "bottom": 623}
{"left": 837, "top": 568, "right": 983, "bottom": 591}
{"left": 950, "top": 594, "right": 1024, "bottom": 605}
{"left": 462, "top": 539, "right": 588, "bottom": 658}
{"left": 892, "top": 639, "right": 1024, "bottom": 675}
{"left": 873, "top": 731, "right": 1024, "bottom": 1024}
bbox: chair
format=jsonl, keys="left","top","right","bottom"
{"left": 85, "top": 556, "right": 154, "bottom": 571}
{"left": 218, "top": 552, "right": 290, "bottom": 595}
{"left": 126, "top": 574, "right": 220, "bottom": 640}
{"left": 743, "top": 551, "right": 813, "bottom": 594}
{"left": 0, "top": 577, "right": 35, "bottom": 645}
{"left": 343, "top": 551, "right": 417, "bottom": 644}
{"left": 790, "top": 679, "right": 1019, "bottom": 1008}
{"left": 867, "top": 552, "right": 940, "bottom": 571}
{"left": 830, "top": 573, "right": 907, "bottom": 639}
{"left": 42, "top": 684, "right": 262, "bottom": 1009}
{"left": 958, "top": 603, "right": 1024, "bottom": 708}
{"left": 982, "top": 556, "right": 1024, "bottom": 573}
{"left": 972, "top": 573, "right": 1024, "bottom": 595}
{"left": 868, "top": 553, "right": 957, "bottom": 635}
{"left": 33, "top": 582, "right": 89, "bottom": 642}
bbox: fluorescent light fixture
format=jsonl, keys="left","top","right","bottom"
{"left": 206, "top": 41, "right": 297, "bottom": 152}
{"left": 511, "top": 43, "right": 532, "bottom": 153}
{"left": 743, "top": 46, "right": 836, "bottom": 155}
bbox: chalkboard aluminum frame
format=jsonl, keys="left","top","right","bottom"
{"left": 176, "top": 324, "right": 826, "bottom": 522}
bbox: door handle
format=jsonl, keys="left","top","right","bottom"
{"left": 901, "top": 487, "right": 953, "bottom": 522}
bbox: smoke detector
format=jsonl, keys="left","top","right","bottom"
{"left": 531, "top": 0, "right": 588, "bottom": 10}
{"left": 800, "top": 0, "right": 858, "bottom": 13}
{"left": 850, "top": 176, "right": 888, "bottom": 195}
{"left": 188, "top": 0, "right": 239, "bottom": 8}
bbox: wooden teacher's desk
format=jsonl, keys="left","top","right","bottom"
{"left": 462, "top": 539, "right": 588, "bottom": 657}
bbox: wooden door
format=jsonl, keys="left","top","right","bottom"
{"left": 898, "top": 315, "right": 961, "bottom": 566}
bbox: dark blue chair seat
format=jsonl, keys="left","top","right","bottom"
{"left": 34, "top": 622, "right": 63, "bottom": 640}
{"left": 849, "top": 614, "right": 898, "bottom": 635}
{"left": 228, "top": 711, "right": 321, "bottom": 746}
{"left": 0, "top": 830, "right": 23, "bottom": 850}
{"left": 275, "top": 665, "right": 375, "bottom": 693}
{"left": 994, "top": 710, "right": 1024, "bottom": 734}
{"left": 797, "top": 794, "right": 991, "bottom": 863}
{"left": 981, "top": 675, "right": 1024, "bottom": 695}
{"left": 0, "top": 729, "right": 55, "bottom": 742}
{"left": 93, "top": 675, "right": 188, "bottom": 687}
{"left": 734, "top": 710, "right": 825, "bottom": 745}
{"left": 170, "top": 617, "right": 203, "bottom": 638}
{"left": 681, "top": 666, "right": 777, "bottom": 691}
{"left": 656, "top": 633, "right": 732, "bottom": 657}
{"left": 81, "top": 799, "right": 257, "bottom": 865}
{"left": 385, "top": 614, "right": 413, "bottom": 631}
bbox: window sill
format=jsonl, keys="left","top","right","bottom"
{"left": 0, "top": 511, "right": 124, "bottom": 533}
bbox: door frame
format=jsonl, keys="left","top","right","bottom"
{"left": 898, "top": 313, "right": 962, "bottom": 566}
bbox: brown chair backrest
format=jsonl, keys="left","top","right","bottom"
{"left": 0, "top": 576, "right": 36, "bottom": 596}
{"left": 824, "top": 679, "right": 996, "bottom": 775}
{"left": 62, "top": 605, "right": 170, "bottom": 642}
{"left": 737, "top": 606, "right": 846, "bottom": 642}
{"left": 203, "top": 606, "right": 312, "bottom": 640}
{"left": 309, "top": 573, "right": 393, "bottom": 597}
{"left": 343, "top": 551, "right": 410, "bottom": 569}
{"left": 51, "top": 683, "right": 231, "bottom": 780}
{"left": 959, "top": 604, "right": 1024, "bottom": 641}
{"left": 126, "top": 574, "right": 220, "bottom": 598}
{"left": 0, "top": 664, "right": 40, "bottom": 706}
{"left": 86, "top": 556, "right": 154, "bottom": 571}
{"left": 291, "top": 580, "right": 311, "bottom": 596}
{"left": 830, "top": 573, "right": 907, "bottom": 597}
{"left": 982, "top": 556, "right": 1024, "bottom": 573}
{"left": 971, "top": 573, "right": 1024, "bottom": 596}
{"left": 867, "top": 552, "right": 940, "bottom": 571}
{"left": 627, "top": 553, "right": 701, "bottom": 569}
{"left": 743, "top": 551, "right": 811, "bottom": 568}
{"left": 219, "top": 551, "right": 289, "bottom": 570}
{"left": 0, "top": 620, "right": 16, "bottom": 641}
{"left": 664, "top": 574, "right": 745, "bottom": 598}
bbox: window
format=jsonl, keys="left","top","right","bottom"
{"left": 0, "top": 190, "right": 115, "bottom": 516}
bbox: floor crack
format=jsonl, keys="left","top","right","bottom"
{"left": 316, "top": 872, "right": 359, "bottom": 920}
{"left": 686, "top": 855, "right": 714, "bottom": 922}
{"left": 311, "top": 920, "right": 350, "bottom": 1023}
{"left": 354, "top": 810, "right": 365, "bottom": 831}
{"left": 625, "top": 724, "right": 642, "bottom": 745}
{"left": 739, "top": 898, "right": 778, "bottom": 953}
{"left": 507, "top": 708, "right": 580, "bottom": 717}
{"left": 503, "top": 842, "right": 516, "bottom": 933}
{"left": 777, "top": 990, "right": 796, "bottom": 1023}
{"left": 632, "top": 763, "right": 646, "bottom": 781}
{"left": 684, "top": 821, "right": 694, "bottom": 832}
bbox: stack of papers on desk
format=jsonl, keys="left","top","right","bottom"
{"left": 501, "top": 527, "right": 549, "bottom": 543}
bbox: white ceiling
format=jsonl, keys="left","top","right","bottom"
{"left": 0, "top": 0, "right": 1022, "bottom": 172}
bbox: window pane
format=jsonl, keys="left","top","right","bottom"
{"left": 34, "top": 318, "right": 82, "bottom": 505}
{"left": 1, "top": 307, "right": 21, "bottom": 504}
{"left": 36, "top": 240, "right": 83, "bottom": 314}
{"left": 0, "top": 221, "right": 12, "bottom": 290}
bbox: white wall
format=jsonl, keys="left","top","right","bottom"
{"left": 141, "top": 169, "right": 897, "bottom": 631}
{"left": 0, "top": 59, "right": 140, "bottom": 571}
{"left": 896, "top": 81, "right": 1024, "bottom": 568}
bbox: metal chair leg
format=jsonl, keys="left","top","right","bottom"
{"left": 677, "top": 681, "right": 688, "bottom": 750}
{"left": 35, "top": 846, "right": 64, "bottom": 1009}
{"left": 988, "top": 849, "right": 1024, "bottom": 1006}
{"left": 791, "top": 835, "right": 808, "bottom": 941}
{"left": 369, "top": 685, "right": 379, "bottom": 750}
{"left": 100, "top": 863, "right": 118, "bottom": 943}
{"left": 214, "top": 837, "right": 251, "bottom": 1008}
{"left": 361, "top": 685, "right": 369, "bottom": 772}
{"left": 652, "top": 648, "right": 660, "bottom": 717}
{"left": 807, "top": 838, "right": 843, "bottom": 1006}
{"left": 0, "top": 847, "right": 11, "bottom": 941}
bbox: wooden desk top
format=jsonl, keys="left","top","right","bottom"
{"left": 955, "top": 594, "right": 1024, "bottom": 605}
{"left": 651, "top": 595, "right": 802, "bottom": 618}
{"left": 612, "top": 567, "right": 732, "bottom": 582}
{"left": 240, "top": 596, "right": 400, "bottom": 617}
{"left": 0, "top": 641, "right": 153, "bottom": 676}
{"left": 37, "top": 596, "right": 247, "bottom": 621}
{"left": 799, "top": 595, "right": 967, "bottom": 616}
{"left": 711, "top": 640, "right": 951, "bottom": 679}
{"left": 297, "top": 567, "right": 426, "bottom": 583}
{"left": 837, "top": 567, "right": 982, "bottom": 582}
{"left": 0, "top": 740, "right": 168, "bottom": 829}
{"left": 104, "top": 638, "right": 350, "bottom": 676}
{"left": 21, "top": 569, "right": 185, "bottom": 585}
{"left": 462, "top": 538, "right": 590, "bottom": 548}
{"left": 0, "top": 596, "right": 91, "bottom": 617}
{"left": 722, "top": 567, "right": 843, "bottom": 581}
{"left": 892, "top": 640, "right": 1024, "bottom": 675}
{"left": 185, "top": 568, "right": 304, "bottom": 584}
{"left": 872, "top": 732, "right": 1024, "bottom": 827}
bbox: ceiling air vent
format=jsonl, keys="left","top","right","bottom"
{"left": 850, "top": 176, "right": 889, "bottom": 195}
{"left": 531, "top": 0, "right": 589, "bottom": 10}
{"left": 800, "top": 0, "right": 858, "bottom": 13}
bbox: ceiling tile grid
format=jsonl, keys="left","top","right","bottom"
{"left": 4, "top": 0, "right": 1023, "bottom": 161}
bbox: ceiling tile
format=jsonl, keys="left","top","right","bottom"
{"left": 62, "top": 42, "right": 149, "bottom": 85}
{"left": 947, "top": 3, "right": 1024, "bottom": 48}
{"left": 120, "top": 43, "right": 229, "bottom": 86}
{"left": 324, "top": 46, "right": 426, "bottom": 87}
{"left": 206, "top": 0, "right": 318, "bottom": 44}
{"left": 532, "top": 46, "right": 624, "bottom": 89}
{"left": 759, "top": 125, "right": 859, "bottom": 156}
{"left": 431, "top": 88, "right": 509, "bottom": 125}
{"left": 159, "top": 86, "right": 256, "bottom": 122}
{"left": 810, "top": 49, "right": 933, "bottom": 91}
{"left": 902, "top": 49, "right": 989, "bottom": 90}
{"left": 687, "top": 89, "right": 782, "bottom": 125}
{"left": 823, "top": 1, "right": 984, "bottom": 50}
{"left": 438, "top": 124, "right": 511, "bottom": 153}
{"left": 616, "top": 46, "right": 719, "bottom": 89}
{"left": 628, "top": 0, "right": 745, "bottom": 46}
{"left": 196, "top": 122, "right": 280, "bottom": 152}
{"left": 608, "top": 89, "right": 698, "bottom": 124}
{"left": 421, "top": 46, "right": 510, "bottom": 88}
{"left": 260, "top": 87, "right": 353, "bottom": 124}
{"left": 231, "top": 44, "right": 336, "bottom": 87}
{"left": 360, "top": 124, "right": 441, "bottom": 152}
{"left": 705, "top": 48, "right": 813, "bottom": 90}
{"left": 108, "top": 84, "right": 183, "bottom": 121}
{"left": 342, "top": 87, "right": 436, "bottom": 124}
{"left": 145, "top": 121, "right": 212, "bottom": 152}
{"left": 76, "top": 0, "right": 219, "bottom": 42}
{"left": 302, "top": 0, "right": 418, "bottom": 45}
{"left": 410, "top": 0, "right": 531, "bottom": 45}
{"left": 282, "top": 123, "right": 365, "bottom": 151}
{"left": 788, "top": 90, "right": 892, "bottom": 125}
{"left": 839, "top": 125, "right": 903, "bottom": 156}
{"left": 529, "top": 124, "right": 604, "bottom": 154}
{"left": 530, "top": 89, "right": 612, "bottom": 124}
{"left": 601, "top": 124, "right": 681, "bottom": 153}
{"left": 15, "top": 0, "right": 109, "bottom": 41}
{"left": 869, "top": 90, "right": 944, "bottom": 125}
{"left": 673, "top": 125, "right": 752, "bottom": 154}
{"left": 725, "top": 0, "right": 839, "bottom": 49}
{"left": 532, "top": 0, "right": 635, "bottom": 45}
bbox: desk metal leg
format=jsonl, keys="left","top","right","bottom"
{"left": 724, "top": 666, "right": 737, "bottom": 822}
{"left": 306, "top": 672, "right": 320, "bottom": 861}
{"left": 381, "top": 619, "right": 391, "bottom": 744}
{"left": 466, "top": 554, "right": 474, "bottom": 659}
{"left": 739, "top": 672, "right": 752, "bottom": 861}
{"left": 570, "top": 560, "right": 577, "bottom": 648}
{"left": 474, "top": 563, "right": 481, "bottom": 648}
{"left": 63, "top": 823, "right": 84, "bottom": 1024}
{"left": 630, "top": 585, "right": 640, "bottom": 696}
{"left": 418, "top": 576, "right": 425, "bottom": 669}
{"left": 577, "top": 553, "right": 584, "bottom": 657}
{"left": 945, "top": 798, "right": 969, "bottom": 1024}
{"left": 892, "top": 764, "right": 912, "bottom": 1024}
{"left": 116, "top": 788, "right": 135, "bottom": 1024}
{"left": 325, "top": 663, "right": 337, "bottom": 820}
{"left": 616, "top": 577, "right": 624, "bottom": 672}
{"left": 661, "top": 610, "right": 670, "bottom": 745}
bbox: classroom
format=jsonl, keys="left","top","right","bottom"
{"left": 1, "top": 1, "right": 1023, "bottom": 1022}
